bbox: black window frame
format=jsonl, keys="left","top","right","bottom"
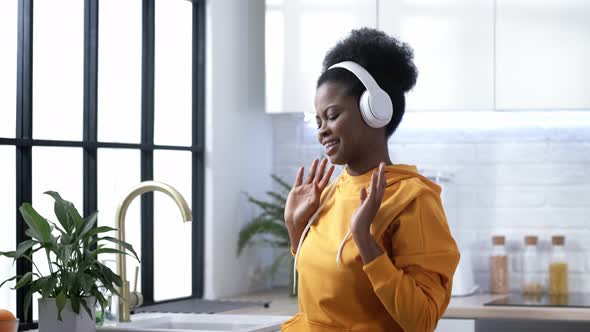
{"left": 1, "top": 0, "right": 205, "bottom": 329}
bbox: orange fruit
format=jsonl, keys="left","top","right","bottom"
{"left": 0, "top": 309, "right": 17, "bottom": 332}
{"left": 0, "top": 309, "right": 16, "bottom": 321}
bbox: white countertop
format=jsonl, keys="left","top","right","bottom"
{"left": 223, "top": 288, "right": 590, "bottom": 322}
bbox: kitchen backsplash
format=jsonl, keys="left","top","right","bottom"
{"left": 270, "top": 112, "right": 590, "bottom": 292}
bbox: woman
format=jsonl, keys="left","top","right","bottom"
{"left": 281, "top": 28, "right": 460, "bottom": 332}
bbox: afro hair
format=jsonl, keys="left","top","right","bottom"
{"left": 317, "top": 28, "right": 418, "bottom": 138}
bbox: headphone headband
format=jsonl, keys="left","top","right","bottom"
{"left": 328, "top": 61, "right": 381, "bottom": 92}
{"left": 327, "top": 61, "right": 393, "bottom": 128}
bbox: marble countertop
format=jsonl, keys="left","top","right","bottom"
{"left": 222, "top": 288, "right": 590, "bottom": 321}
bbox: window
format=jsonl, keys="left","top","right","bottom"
{"left": 0, "top": 0, "right": 17, "bottom": 138}
{"left": 98, "top": 0, "right": 142, "bottom": 144}
{"left": 33, "top": 0, "right": 84, "bottom": 141}
{"left": 0, "top": 0, "right": 205, "bottom": 326}
{"left": 0, "top": 147, "right": 16, "bottom": 314}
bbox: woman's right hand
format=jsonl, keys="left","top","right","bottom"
{"left": 284, "top": 158, "right": 334, "bottom": 251}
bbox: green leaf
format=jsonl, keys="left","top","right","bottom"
{"left": 56, "top": 290, "right": 67, "bottom": 321}
{"left": 94, "top": 247, "right": 128, "bottom": 257}
{"left": 245, "top": 195, "right": 284, "bottom": 216}
{"left": 19, "top": 203, "right": 52, "bottom": 242}
{"left": 75, "top": 211, "right": 97, "bottom": 242}
{"left": 71, "top": 295, "right": 80, "bottom": 315}
{"left": 0, "top": 275, "right": 18, "bottom": 289}
{"left": 237, "top": 216, "right": 289, "bottom": 256}
{"left": 14, "top": 239, "right": 38, "bottom": 258}
{"left": 0, "top": 250, "right": 16, "bottom": 258}
{"left": 265, "top": 191, "right": 287, "bottom": 205}
{"left": 41, "top": 275, "right": 57, "bottom": 297}
{"left": 61, "top": 233, "right": 72, "bottom": 245}
{"left": 77, "top": 273, "right": 94, "bottom": 294}
{"left": 99, "top": 237, "right": 140, "bottom": 261}
{"left": 97, "top": 262, "right": 122, "bottom": 287}
{"left": 57, "top": 245, "right": 72, "bottom": 269}
{"left": 24, "top": 228, "right": 39, "bottom": 241}
{"left": 44, "top": 191, "right": 73, "bottom": 234}
{"left": 13, "top": 271, "right": 33, "bottom": 290}
{"left": 87, "top": 226, "right": 117, "bottom": 238}
{"left": 271, "top": 174, "right": 292, "bottom": 192}
{"left": 68, "top": 205, "right": 84, "bottom": 231}
{"left": 80, "top": 298, "right": 93, "bottom": 319}
{"left": 23, "top": 284, "right": 41, "bottom": 321}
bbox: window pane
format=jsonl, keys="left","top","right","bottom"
{"left": 0, "top": 146, "right": 16, "bottom": 313}
{"left": 97, "top": 149, "right": 141, "bottom": 291}
{"left": 153, "top": 150, "right": 191, "bottom": 301}
{"left": 32, "top": 147, "right": 82, "bottom": 319}
{"left": 33, "top": 0, "right": 83, "bottom": 140}
{"left": 98, "top": 0, "right": 141, "bottom": 144}
{"left": 154, "top": 0, "right": 192, "bottom": 146}
{"left": 0, "top": 0, "right": 17, "bottom": 138}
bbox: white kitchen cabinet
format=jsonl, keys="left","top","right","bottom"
{"left": 435, "top": 318, "right": 475, "bottom": 332}
{"left": 378, "top": 0, "right": 494, "bottom": 111}
{"left": 495, "top": 0, "right": 590, "bottom": 110}
{"left": 265, "top": 0, "right": 377, "bottom": 113}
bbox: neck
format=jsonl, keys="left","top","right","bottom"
{"left": 346, "top": 142, "right": 392, "bottom": 176}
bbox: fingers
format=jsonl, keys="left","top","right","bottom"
{"left": 377, "top": 162, "right": 386, "bottom": 196}
{"left": 368, "top": 162, "right": 386, "bottom": 200}
{"left": 294, "top": 166, "right": 304, "bottom": 187}
{"left": 369, "top": 171, "right": 378, "bottom": 198}
{"left": 305, "top": 159, "right": 319, "bottom": 184}
{"left": 314, "top": 158, "right": 328, "bottom": 184}
{"left": 319, "top": 164, "right": 335, "bottom": 189}
{"left": 359, "top": 187, "right": 368, "bottom": 203}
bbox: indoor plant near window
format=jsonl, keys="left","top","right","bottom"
{"left": 0, "top": 191, "right": 139, "bottom": 332}
{"left": 237, "top": 175, "right": 297, "bottom": 296}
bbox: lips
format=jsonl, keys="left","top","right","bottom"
{"left": 323, "top": 138, "right": 340, "bottom": 156}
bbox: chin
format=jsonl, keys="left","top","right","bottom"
{"left": 327, "top": 154, "right": 346, "bottom": 165}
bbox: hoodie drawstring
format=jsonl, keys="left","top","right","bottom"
{"left": 292, "top": 172, "right": 342, "bottom": 294}
{"left": 336, "top": 228, "right": 353, "bottom": 267}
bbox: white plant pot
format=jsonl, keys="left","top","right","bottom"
{"left": 38, "top": 297, "right": 96, "bottom": 332}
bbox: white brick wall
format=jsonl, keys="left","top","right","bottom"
{"left": 270, "top": 112, "right": 590, "bottom": 292}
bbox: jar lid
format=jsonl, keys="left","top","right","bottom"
{"left": 552, "top": 235, "right": 565, "bottom": 246}
{"left": 525, "top": 235, "right": 538, "bottom": 245}
{"left": 492, "top": 235, "right": 505, "bottom": 245}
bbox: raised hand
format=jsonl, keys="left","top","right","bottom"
{"left": 284, "top": 158, "right": 335, "bottom": 250}
{"left": 350, "top": 162, "right": 387, "bottom": 236}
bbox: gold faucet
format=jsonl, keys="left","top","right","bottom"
{"left": 114, "top": 181, "right": 192, "bottom": 322}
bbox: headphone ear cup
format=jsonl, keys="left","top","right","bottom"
{"left": 359, "top": 91, "right": 378, "bottom": 128}
{"left": 370, "top": 89, "right": 393, "bottom": 127}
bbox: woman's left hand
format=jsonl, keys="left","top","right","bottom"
{"left": 350, "top": 162, "right": 387, "bottom": 236}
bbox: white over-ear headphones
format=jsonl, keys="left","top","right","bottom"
{"left": 328, "top": 61, "right": 393, "bottom": 128}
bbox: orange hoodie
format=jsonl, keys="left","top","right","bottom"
{"left": 281, "top": 164, "right": 460, "bottom": 332}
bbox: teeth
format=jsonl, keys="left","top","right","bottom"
{"left": 325, "top": 140, "right": 338, "bottom": 148}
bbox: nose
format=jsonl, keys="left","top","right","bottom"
{"left": 317, "top": 121, "right": 329, "bottom": 142}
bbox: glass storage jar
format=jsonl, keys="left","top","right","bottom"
{"left": 489, "top": 235, "right": 509, "bottom": 294}
{"left": 549, "top": 235, "right": 568, "bottom": 296}
{"left": 521, "top": 235, "right": 543, "bottom": 295}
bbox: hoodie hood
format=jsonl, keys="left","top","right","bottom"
{"left": 337, "top": 164, "right": 441, "bottom": 196}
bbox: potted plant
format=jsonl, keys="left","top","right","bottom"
{"left": 0, "top": 191, "right": 139, "bottom": 332}
{"left": 237, "top": 175, "right": 297, "bottom": 296}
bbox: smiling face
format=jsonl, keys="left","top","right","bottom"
{"left": 314, "top": 81, "right": 378, "bottom": 167}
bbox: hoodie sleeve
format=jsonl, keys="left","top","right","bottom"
{"left": 362, "top": 190, "right": 460, "bottom": 332}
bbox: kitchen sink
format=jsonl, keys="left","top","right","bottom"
{"left": 98, "top": 313, "right": 290, "bottom": 332}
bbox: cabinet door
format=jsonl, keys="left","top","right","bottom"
{"left": 496, "top": 0, "right": 590, "bottom": 109}
{"left": 265, "top": 0, "right": 377, "bottom": 113}
{"left": 378, "top": 0, "right": 494, "bottom": 111}
{"left": 436, "top": 318, "right": 475, "bottom": 332}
